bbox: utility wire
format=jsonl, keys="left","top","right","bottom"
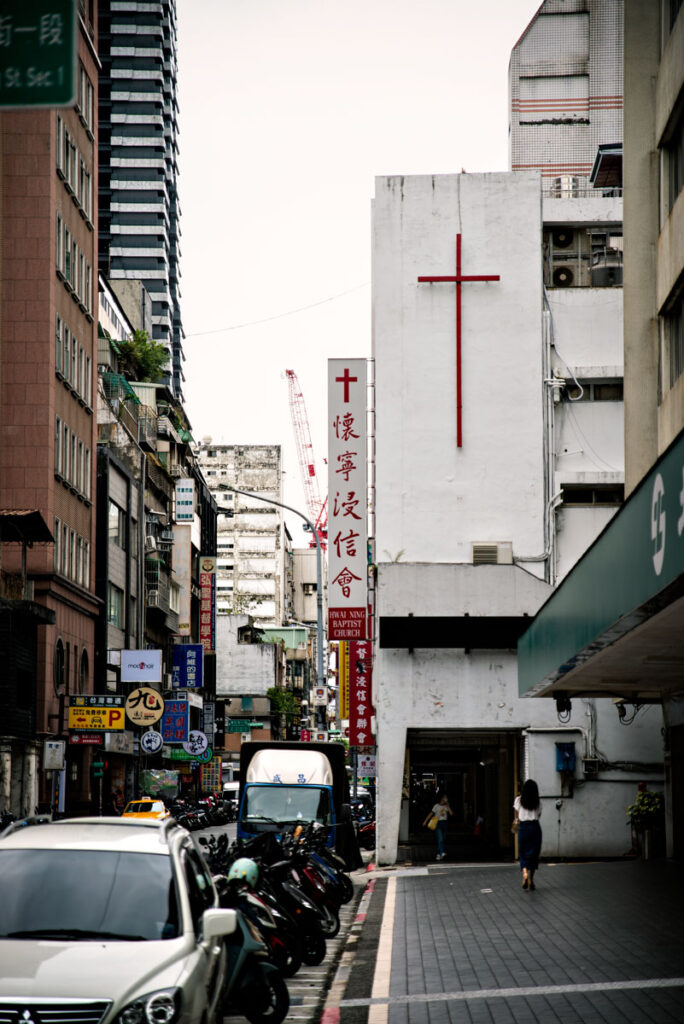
{"left": 185, "top": 281, "right": 370, "bottom": 338}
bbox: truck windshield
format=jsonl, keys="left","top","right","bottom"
{"left": 243, "top": 784, "right": 332, "bottom": 826}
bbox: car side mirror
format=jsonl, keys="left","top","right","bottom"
{"left": 202, "top": 907, "right": 237, "bottom": 945}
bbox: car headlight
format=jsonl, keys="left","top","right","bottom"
{"left": 116, "top": 988, "right": 180, "bottom": 1024}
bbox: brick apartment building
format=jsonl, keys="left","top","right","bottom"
{"left": 0, "top": 3, "right": 100, "bottom": 815}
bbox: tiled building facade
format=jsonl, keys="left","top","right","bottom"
{"left": 0, "top": 6, "right": 100, "bottom": 815}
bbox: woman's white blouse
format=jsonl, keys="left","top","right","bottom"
{"left": 514, "top": 795, "right": 542, "bottom": 821}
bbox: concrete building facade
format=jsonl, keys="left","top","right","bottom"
{"left": 0, "top": 7, "right": 100, "bottom": 816}
{"left": 371, "top": 171, "right": 663, "bottom": 865}
{"left": 196, "top": 444, "right": 287, "bottom": 627}
{"left": 519, "top": 0, "right": 684, "bottom": 859}
{"left": 97, "top": 0, "right": 184, "bottom": 398}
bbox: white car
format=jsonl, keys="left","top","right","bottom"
{"left": 0, "top": 817, "right": 237, "bottom": 1024}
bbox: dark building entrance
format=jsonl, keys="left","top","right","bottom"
{"left": 403, "top": 729, "right": 520, "bottom": 862}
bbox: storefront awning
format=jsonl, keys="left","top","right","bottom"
{"left": 518, "top": 427, "right": 684, "bottom": 701}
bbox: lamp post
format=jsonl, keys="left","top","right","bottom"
{"left": 218, "top": 487, "right": 326, "bottom": 714}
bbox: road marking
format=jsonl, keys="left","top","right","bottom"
{"left": 340, "top": 977, "right": 684, "bottom": 1008}
{"left": 368, "top": 875, "right": 397, "bottom": 1024}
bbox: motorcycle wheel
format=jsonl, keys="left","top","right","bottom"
{"left": 339, "top": 874, "right": 354, "bottom": 904}
{"left": 244, "top": 970, "right": 290, "bottom": 1024}
{"left": 301, "top": 931, "right": 326, "bottom": 966}
{"left": 316, "top": 903, "right": 340, "bottom": 938}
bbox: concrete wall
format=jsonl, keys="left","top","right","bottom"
{"left": 215, "top": 615, "right": 280, "bottom": 698}
{"left": 371, "top": 171, "right": 663, "bottom": 864}
{"left": 373, "top": 172, "right": 545, "bottom": 571}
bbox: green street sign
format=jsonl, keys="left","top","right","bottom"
{"left": 0, "top": 0, "right": 77, "bottom": 109}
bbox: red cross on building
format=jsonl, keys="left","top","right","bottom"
{"left": 418, "top": 233, "right": 500, "bottom": 447}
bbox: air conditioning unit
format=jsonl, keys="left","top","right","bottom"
{"left": 241, "top": 732, "right": 250, "bottom": 743}
{"left": 147, "top": 589, "right": 160, "bottom": 607}
{"left": 145, "top": 535, "right": 157, "bottom": 552}
{"left": 471, "top": 542, "right": 513, "bottom": 565}
{"left": 552, "top": 226, "right": 575, "bottom": 249}
{"left": 553, "top": 265, "right": 574, "bottom": 287}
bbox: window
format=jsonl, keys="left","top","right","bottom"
{"left": 77, "top": 440, "right": 83, "bottom": 493}
{"left": 56, "top": 115, "right": 64, "bottom": 175}
{"left": 54, "top": 517, "right": 61, "bottom": 570}
{"left": 79, "top": 649, "right": 89, "bottom": 693}
{"left": 107, "top": 583, "right": 125, "bottom": 628}
{"left": 62, "top": 325, "right": 69, "bottom": 382}
{"left": 109, "top": 500, "right": 125, "bottom": 547}
{"left": 63, "top": 424, "right": 69, "bottom": 480}
{"left": 83, "top": 541, "right": 90, "bottom": 588}
{"left": 61, "top": 523, "right": 69, "bottom": 575}
{"left": 71, "top": 333, "right": 77, "bottom": 384}
{"left": 667, "top": 110, "right": 684, "bottom": 213}
{"left": 85, "top": 355, "right": 92, "bottom": 405}
{"left": 55, "top": 316, "right": 63, "bottom": 374}
{"left": 561, "top": 484, "right": 624, "bottom": 506}
{"left": 665, "top": 297, "right": 684, "bottom": 389}
{"left": 64, "top": 227, "right": 71, "bottom": 282}
{"left": 78, "top": 345, "right": 84, "bottom": 397}
{"left": 54, "top": 416, "right": 62, "bottom": 475}
{"left": 84, "top": 447, "right": 91, "bottom": 499}
{"left": 69, "top": 529, "right": 76, "bottom": 579}
{"left": 63, "top": 128, "right": 71, "bottom": 184}
{"left": 70, "top": 434, "right": 77, "bottom": 486}
{"left": 565, "top": 380, "right": 624, "bottom": 402}
{"left": 85, "top": 263, "right": 92, "bottom": 312}
{"left": 76, "top": 535, "right": 83, "bottom": 585}
{"left": 78, "top": 251, "right": 84, "bottom": 301}
{"left": 54, "top": 638, "right": 66, "bottom": 691}
{"left": 56, "top": 214, "right": 62, "bottom": 270}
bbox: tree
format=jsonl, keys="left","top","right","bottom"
{"left": 118, "top": 329, "right": 169, "bottom": 383}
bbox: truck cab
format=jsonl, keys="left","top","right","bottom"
{"left": 237, "top": 742, "right": 361, "bottom": 868}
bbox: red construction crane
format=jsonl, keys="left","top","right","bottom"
{"left": 284, "top": 369, "right": 327, "bottom": 550}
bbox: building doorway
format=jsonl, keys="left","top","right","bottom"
{"left": 405, "top": 729, "right": 520, "bottom": 860}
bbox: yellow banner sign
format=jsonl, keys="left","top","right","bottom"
{"left": 68, "top": 706, "right": 125, "bottom": 731}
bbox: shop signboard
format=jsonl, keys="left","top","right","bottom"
{"left": 328, "top": 359, "right": 368, "bottom": 639}
{"left": 161, "top": 700, "right": 189, "bottom": 743}
{"left": 171, "top": 643, "right": 203, "bottom": 689}
{"left": 120, "top": 649, "right": 162, "bottom": 684}
{"left": 125, "top": 686, "right": 164, "bottom": 726}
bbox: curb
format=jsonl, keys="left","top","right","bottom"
{"left": 320, "top": 876, "right": 376, "bottom": 1022}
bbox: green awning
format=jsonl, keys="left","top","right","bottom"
{"left": 518, "top": 426, "right": 684, "bottom": 699}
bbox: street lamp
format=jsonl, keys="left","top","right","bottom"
{"left": 217, "top": 487, "right": 325, "bottom": 702}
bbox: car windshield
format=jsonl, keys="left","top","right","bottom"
{"left": 243, "top": 785, "right": 332, "bottom": 826}
{"left": 0, "top": 849, "right": 179, "bottom": 941}
{"left": 125, "top": 801, "right": 164, "bottom": 814}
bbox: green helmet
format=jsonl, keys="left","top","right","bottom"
{"left": 227, "top": 857, "right": 259, "bottom": 888}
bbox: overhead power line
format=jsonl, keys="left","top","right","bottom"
{"left": 185, "top": 281, "right": 370, "bottom": 339}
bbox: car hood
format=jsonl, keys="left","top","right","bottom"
{"left": 0, "top": 938, "right": 189, "bottom": 999}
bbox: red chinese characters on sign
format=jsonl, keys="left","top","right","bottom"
{"left": 328, "top": 359, "right": 367, "bottom": 640}
{"left": 348, "top": 640, "right": 373, "bottom": 747}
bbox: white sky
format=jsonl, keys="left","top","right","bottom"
{"left": 177, "top": 0, "right": 542, "bottom": 543}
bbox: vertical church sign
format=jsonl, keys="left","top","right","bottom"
{"left": 328, "top": 359, "right": 367, "bottom": 639}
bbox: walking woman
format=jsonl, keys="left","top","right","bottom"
{"left": 423, "top": 791, "right": 452, "bottom": 861}
{"left": 513, "top": 779, "right": 542, "bottom": 890}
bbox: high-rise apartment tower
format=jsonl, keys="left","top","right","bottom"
{"left": 98, "top": 0, "right": 184, "bottom": 398}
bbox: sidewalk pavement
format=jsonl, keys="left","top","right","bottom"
{"left": 322, "top": 858, "right": 684, "bottom": 1024}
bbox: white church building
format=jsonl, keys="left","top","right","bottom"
{"left": 371, "top": 170, "right": 664, "bottom": 864}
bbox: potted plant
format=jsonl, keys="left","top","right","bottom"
{"left": 626, "top": 788, "right": 664, "bottom": 858}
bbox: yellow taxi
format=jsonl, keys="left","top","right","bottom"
{"left": 121, "top": 798, "right": 170, "bottom": 820}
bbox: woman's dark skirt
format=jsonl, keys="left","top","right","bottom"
{"left": 518, "top": 820, "right": 542, "bottom": 871}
